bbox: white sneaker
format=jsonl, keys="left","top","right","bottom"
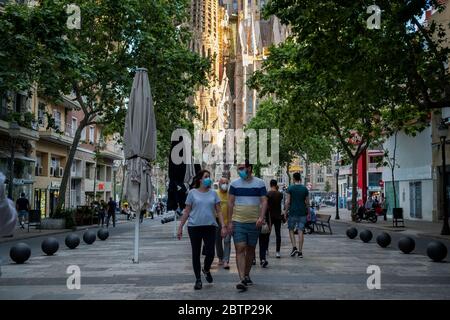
{"left": 276, "top": 252, "right": 281, "bottom": 258}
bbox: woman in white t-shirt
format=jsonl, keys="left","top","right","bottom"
{"left": 177, "top": 169, "right": 227, "bottom": 290}
{"left": 0, "top": 172, "right": 17, "bottom": 236}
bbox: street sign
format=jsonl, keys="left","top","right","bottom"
{"left": 379, "top": 180, "right": 384, "bottom": 187}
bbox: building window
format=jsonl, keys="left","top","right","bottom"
{"left": 246, "top": 87, "right": 253, "bottom": 114}
{"left": 89, "top": 126, "right": 95, "bottom": 143}
{"left": 38, "top": 103, "right": 46, "bottom": 127}
{"left": 14, "top": 93, "right": 27, "bottom": 113}
{"left": 85, "top": 164, "right": 91, "bottom": 179}
{"left": 81, "top": 127, "right": 86, "bottom": 141}
{"left": 53, "top": 110, "right": 61, "bottom": 129}
{"left": 71, "top": 118, "right": 77, "bottom": 137}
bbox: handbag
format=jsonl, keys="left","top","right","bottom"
{"left": 261, "top": 222, "right": 271, "bottom": 234}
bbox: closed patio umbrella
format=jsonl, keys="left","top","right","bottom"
{"left": 123, "top": 68, "right": 156, "bottom": 263}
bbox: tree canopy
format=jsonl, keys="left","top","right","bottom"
{"left": 0, "top": 0, "right": 210, "bottom": 211}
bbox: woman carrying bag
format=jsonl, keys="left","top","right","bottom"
{"left": 177, "top": 170, "right": 227, "bottom": 290}
{"left": 258, "top": 206, "right": 272, "bottom": 267}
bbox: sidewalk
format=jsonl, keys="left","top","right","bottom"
{"left": 1, "top": 213, "right": 449, "bottom": 299}
{"left": 319, "top": 206, "right": 450, "bottom": 241}
{"left": 0, "top": 215, "right": 131, "bottom": 244}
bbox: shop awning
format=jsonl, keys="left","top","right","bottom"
{"left": 0, "top": 151, "right": 36, "bottom": 162}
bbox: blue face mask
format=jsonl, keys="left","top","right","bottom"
{"left": 202, "top": 178, "right": 212, "bottom": 188}
{"left": 238, "top": 169, "right": 248, "bottom": 180}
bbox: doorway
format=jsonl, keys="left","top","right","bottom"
{"left": 409, "top": 181, "right": 422, "bottom": 219}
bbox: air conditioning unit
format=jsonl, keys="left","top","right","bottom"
{"left": 50, "top": 167, "right": 55, "bottom": 177}
{"left": 59, "top": 167, "right": 64, "bottom": 177}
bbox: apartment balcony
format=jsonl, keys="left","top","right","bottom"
{"left": 0, "top": 108, "right": 39, "bottom": 141}
{"left": 368, "top": 163, "right": 384, "bottom": 173}
{"left": 339, "top": 165, "right": 352, "bottom": 175}
{"left": 38, "top": 122, "right": 74, "bottom": 147}
{"left": 98, "top": 141, "right": 123, "bottom": 161}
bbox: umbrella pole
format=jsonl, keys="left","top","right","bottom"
{"left": 133, "top": 211, "right": 140, "bottom": 263}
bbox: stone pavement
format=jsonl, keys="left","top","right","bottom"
{"left": 0, "top": 215, "right": 449, "bottom": 300}
{"left": 0, "top": 215, "right": 131, "bottom": 244}
{"left": 320, "top": 206, "right": 450, "bottom": 241}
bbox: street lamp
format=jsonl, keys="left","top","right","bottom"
{"left": 8, "top": 121, "right": 21, "bottom": 200}
{"left": 335, "top": 160, "right": 340, "bottom": 220}
{"left": 438, "top": 121, "right": 450, "bottom": 235}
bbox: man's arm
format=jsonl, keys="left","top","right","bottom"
{"left": 256, "top": 196, "right": 268, "bottom": 227}
{"left": 284, "top": 193, "right": 291, "bottom": 216}
{"left": 227, "top": 194, "right": 235, "bottom": 232}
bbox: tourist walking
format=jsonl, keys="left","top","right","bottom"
{"left": 266, "top": 179, "right": 283, "bottom": 258}
{"left": 177, "top": 170, "right": 226, "bottom": 290}
{"left": 284, "top": 172, "right": 309, "bottom": 258}
{"left": 106, "top": 197, "right": 117, "bottom": 228}
{"left": 215, "top": 177, "right": 232, "bottom": 269}
{"left": 16, "top": 192, "right": 30, "bottom": 229}
{"left": 228, "top": 160, "right": 267, "bottom": 291}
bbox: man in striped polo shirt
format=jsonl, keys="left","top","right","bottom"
{"left": 227, "top": 160, "right": 267, "bottom": 291}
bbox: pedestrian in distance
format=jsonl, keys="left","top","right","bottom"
{"left": 177, "top": 170, "right": 227, "bottom": 290}
{"left": 106, "top": 197, "right": 116, "bottom": 228}
{"left": 266, "top": 179, "right": 283, "bottom": 258}
{"left": 16, "top": 192, "right": 30, "bottom": 229}
{"left": 228, "top": 160, "right": 268, "bottom": 292}
{"left": 215, "top": 177, "right": 232, "bottom": 269}
{"left": 284, "top": 172, "right": 309, "bottom": 258}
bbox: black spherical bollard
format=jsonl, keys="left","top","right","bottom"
{"left": 65, "top": 234, "right": 80, "bottom": 249}
{"left": 41, "top": 237, "right": 59, "bottom": 256}
{"left": 398, "top": 236, "right": 415, "bottom": 254}
{"left": 83, "top": 230, "right": 96, "bottom": 245}
{"left": 359, "top": 229, "right": 373, "bottom": 243}
{"left": 346, "top": 227, "right": 358, "bottom": 239}
{"left": 10, "top": 242, "right": 31, "bottom": 264}
{"left": 97, "top": 228, "right": 109, "bottom": 241}
{"left": 376, "top": 232, "right": 391, "bottom": 248}
{"left": 427, "top": 241, "right": 448, "bottom": 262}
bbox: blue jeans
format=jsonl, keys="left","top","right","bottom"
{"left": 222, "top": 234, "right": 232, "bottom": 263}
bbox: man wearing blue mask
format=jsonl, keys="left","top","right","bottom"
{"left": 227, "top": 160, "right": 268, "bottom": 292}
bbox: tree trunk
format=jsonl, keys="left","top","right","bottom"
{"left": 351, "top": 157, "right": 358, "bottom": 220}
{"left": 392, "top": 131, "right": 398, "bottom": 209}
{"left": 55, "top": 120, "right": 87, "bottom": 213}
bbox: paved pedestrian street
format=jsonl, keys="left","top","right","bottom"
{"left": 0, "top": 217, "right": 449, "bottom": 300}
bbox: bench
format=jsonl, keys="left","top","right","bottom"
{"left": 27, "top": 209, "right": 42, "bottom": 232}
{"left": 313, "top": 213, "right": 332, "bottom": 234}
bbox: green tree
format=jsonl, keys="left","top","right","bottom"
{"left": 246, "top": 98, "right": 333, "bottom": 184}
{"left": 0, "top": 0, "right": 209, "bottom": 211}
{"left": 250, "top": 0, "right": 433, "bottom": 218}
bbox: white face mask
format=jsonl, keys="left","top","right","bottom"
{"left": 220, "top": 184, "right": 228, "bottom": 191}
